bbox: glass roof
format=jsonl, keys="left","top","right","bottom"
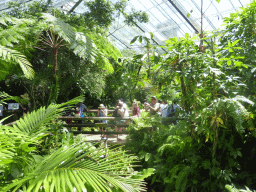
{"left": 0, "top": 0, "right": 253, "bottom": 52}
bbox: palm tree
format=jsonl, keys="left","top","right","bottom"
{"left": 0, "top": 13, "right": 115, "bottom": 106}
{"left": 0, "top": 96, "right": 153, "bottom": 191}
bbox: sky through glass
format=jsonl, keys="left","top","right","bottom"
{"left": 0, "top": 0, "right": 253, "bottom": 52}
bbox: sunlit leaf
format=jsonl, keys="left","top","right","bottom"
{"left": 139, "top": 36, "right": 142, "bottom": 43}
{"left": 130, "top": 36, "right": 139, "bottom": 44}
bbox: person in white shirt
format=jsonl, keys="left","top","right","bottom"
{"left": 145, "top": 96, "right": 161, "bottom": 116}
{"left": 115, "top": 101, "right": 129, "bottom": 140}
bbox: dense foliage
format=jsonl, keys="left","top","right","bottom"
{"left": 1, "top": 0, "right": 256, "bottom": 191}
{"left": 124, "top": 2, "right": 256, "bottom": 191}
{"left": 0, "top": 95, "right": 153, "bottom": 191}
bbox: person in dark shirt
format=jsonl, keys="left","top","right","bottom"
{"left": 76, "top": 102, "right": 88, "bottom": 131}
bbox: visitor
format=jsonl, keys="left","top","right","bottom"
{"left": 167, "top": 99, "right": 181, "bottom": 125}
{"left": 160, "top": 100, "right": 168, "bottom": 117}
{"left": 145, "top": 96, "right": 161, "bottom": 116}
{"left": 115, "top": 101, "right": 129, "bottom": 140}
{"left": 78, "top": 102, "right": 87, "bottom": 117}
{"left": 76, "top": 102, "right": 88, "bottom": 131}
{"left": 97, "top": 104, "right": 108, "bottom": 139}
{"left": 132, "top": 101, "right": 140, "bottom": 117}
{"left": 118, "top": 98, "right": 128, "bottom": 113}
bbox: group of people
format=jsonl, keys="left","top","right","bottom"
{"left": 96, "top": 96, "right": 180, "bottom": 122}
{"left": 64, "top": 96, "right": 180, "bottom": 140}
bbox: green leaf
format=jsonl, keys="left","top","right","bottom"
{"left": 231, "top": 39, "right": 239, "bottom": 46}
{"left": 149, "top": 32, "right": 154, "bottom": 39}
{"left": 131, "top": 168, "right": 155, "bottom": 180}
{"left": 227, "top": 60, "right": 232, "bottom": 66}
{"left": 185, "top": 33, "right": 189, "bottom": 39}
{"left": 133, "top": 54, "right": 144, "bottom": 59}
{"left": 228, "top": 40, "right": 231, "bottom": 47}
{"left": 233, "top": 61, "right": 243, "bottom": 67}
{"left": 216, "top": 0, "right": 220, "bottom": 3}
{"left": 130, "top": 36, "right": 139, "bottom": 44}
{"left": 139, "top": 36, "right": 142, "bottom": 43}
{"left": 187, "top": 13, "right": 190, "bottom": 17}
{"left": 145, "top": 153, "right": 151, "bottom": 161}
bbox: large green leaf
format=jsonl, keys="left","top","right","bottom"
{"left": 0, "top": 45, "right": 34, "bottom": 80}
{"left": 3, "top": 142, "right": 148, "bottom": 192}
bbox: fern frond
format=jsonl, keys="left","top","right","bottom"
{"left": 41, "top": 13, "right": 115, "bottom": 73}
{"left": 41, "top": 13, "right": 97, "bottom": 62}
{"left": 0, "top": 16, "right": 37, "bottom": 47}
{"left": 175, "top": 166, "right": 190, "bottom": 192}
{"left": 0, "top": 45, "right": 34, "bottom": 80}
{"left": 168, "top": 164, "right": 185, "bottom": 185}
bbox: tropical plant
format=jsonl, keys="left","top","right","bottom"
{"left": 0, "top": 95, "right": 153, "bottom": 191}
{"left": 220, "top": 0, "right": 256, "bottom": 99}
{"left": 0, "top": 16, "right": 34, "bottom": 81}
{"left": 125, "top": 26, "right": 256, "bottom": 191}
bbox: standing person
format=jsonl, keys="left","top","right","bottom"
{"left": 132, "top": 101, "right": 140, "bottom": 117}
{"left": 146, "top": 96, "right": 161, "bottom": 116}
{"left": 115, "top": 101, "right": 129, "bottom": 140}
{"left": 79, "top": 102, "right": 87, "bottom": 117}
{"left": 97, "top": 104, "right": 108, "bottom": 139}
{"left": 118, "top": 98, "right": 128, "bottom": 114}
{"left": 76, "top": 102, "right": 88, "bottom": 131}
{"left": 160, "top": 100, "right": 168, "bottom": 117}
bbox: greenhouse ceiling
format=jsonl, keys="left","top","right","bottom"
{"left": 0, "top": 0, "right": 253, "bottom": 52}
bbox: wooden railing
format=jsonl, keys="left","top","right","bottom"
{"left": 58, "top": 116, "right": 134, "bottom": 135}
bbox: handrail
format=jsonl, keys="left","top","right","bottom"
{"left": 65, "top": 109, "right": 132, "bottom": 113}
{"left": 58, "top": 116, "right": 133, "bottom": 121}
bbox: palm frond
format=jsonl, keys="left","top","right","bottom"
{"left": 9, "top": 95, "right": 84, "bottom": 136}
{"left": 3, "top": 142, "right": 148, "bottom": 192}
{"left": 0, "top": 96, "right": 84, "bottom": 182}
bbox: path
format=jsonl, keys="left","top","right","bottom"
{"left": 81, "top": 133, "right": 128, "bottom": 144}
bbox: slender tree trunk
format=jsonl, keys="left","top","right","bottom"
{"left": 200, "top": 0, "right": 204, "bottom": 47}
{"left": 147, "top": 42, "right": 151, "bottom": 80}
